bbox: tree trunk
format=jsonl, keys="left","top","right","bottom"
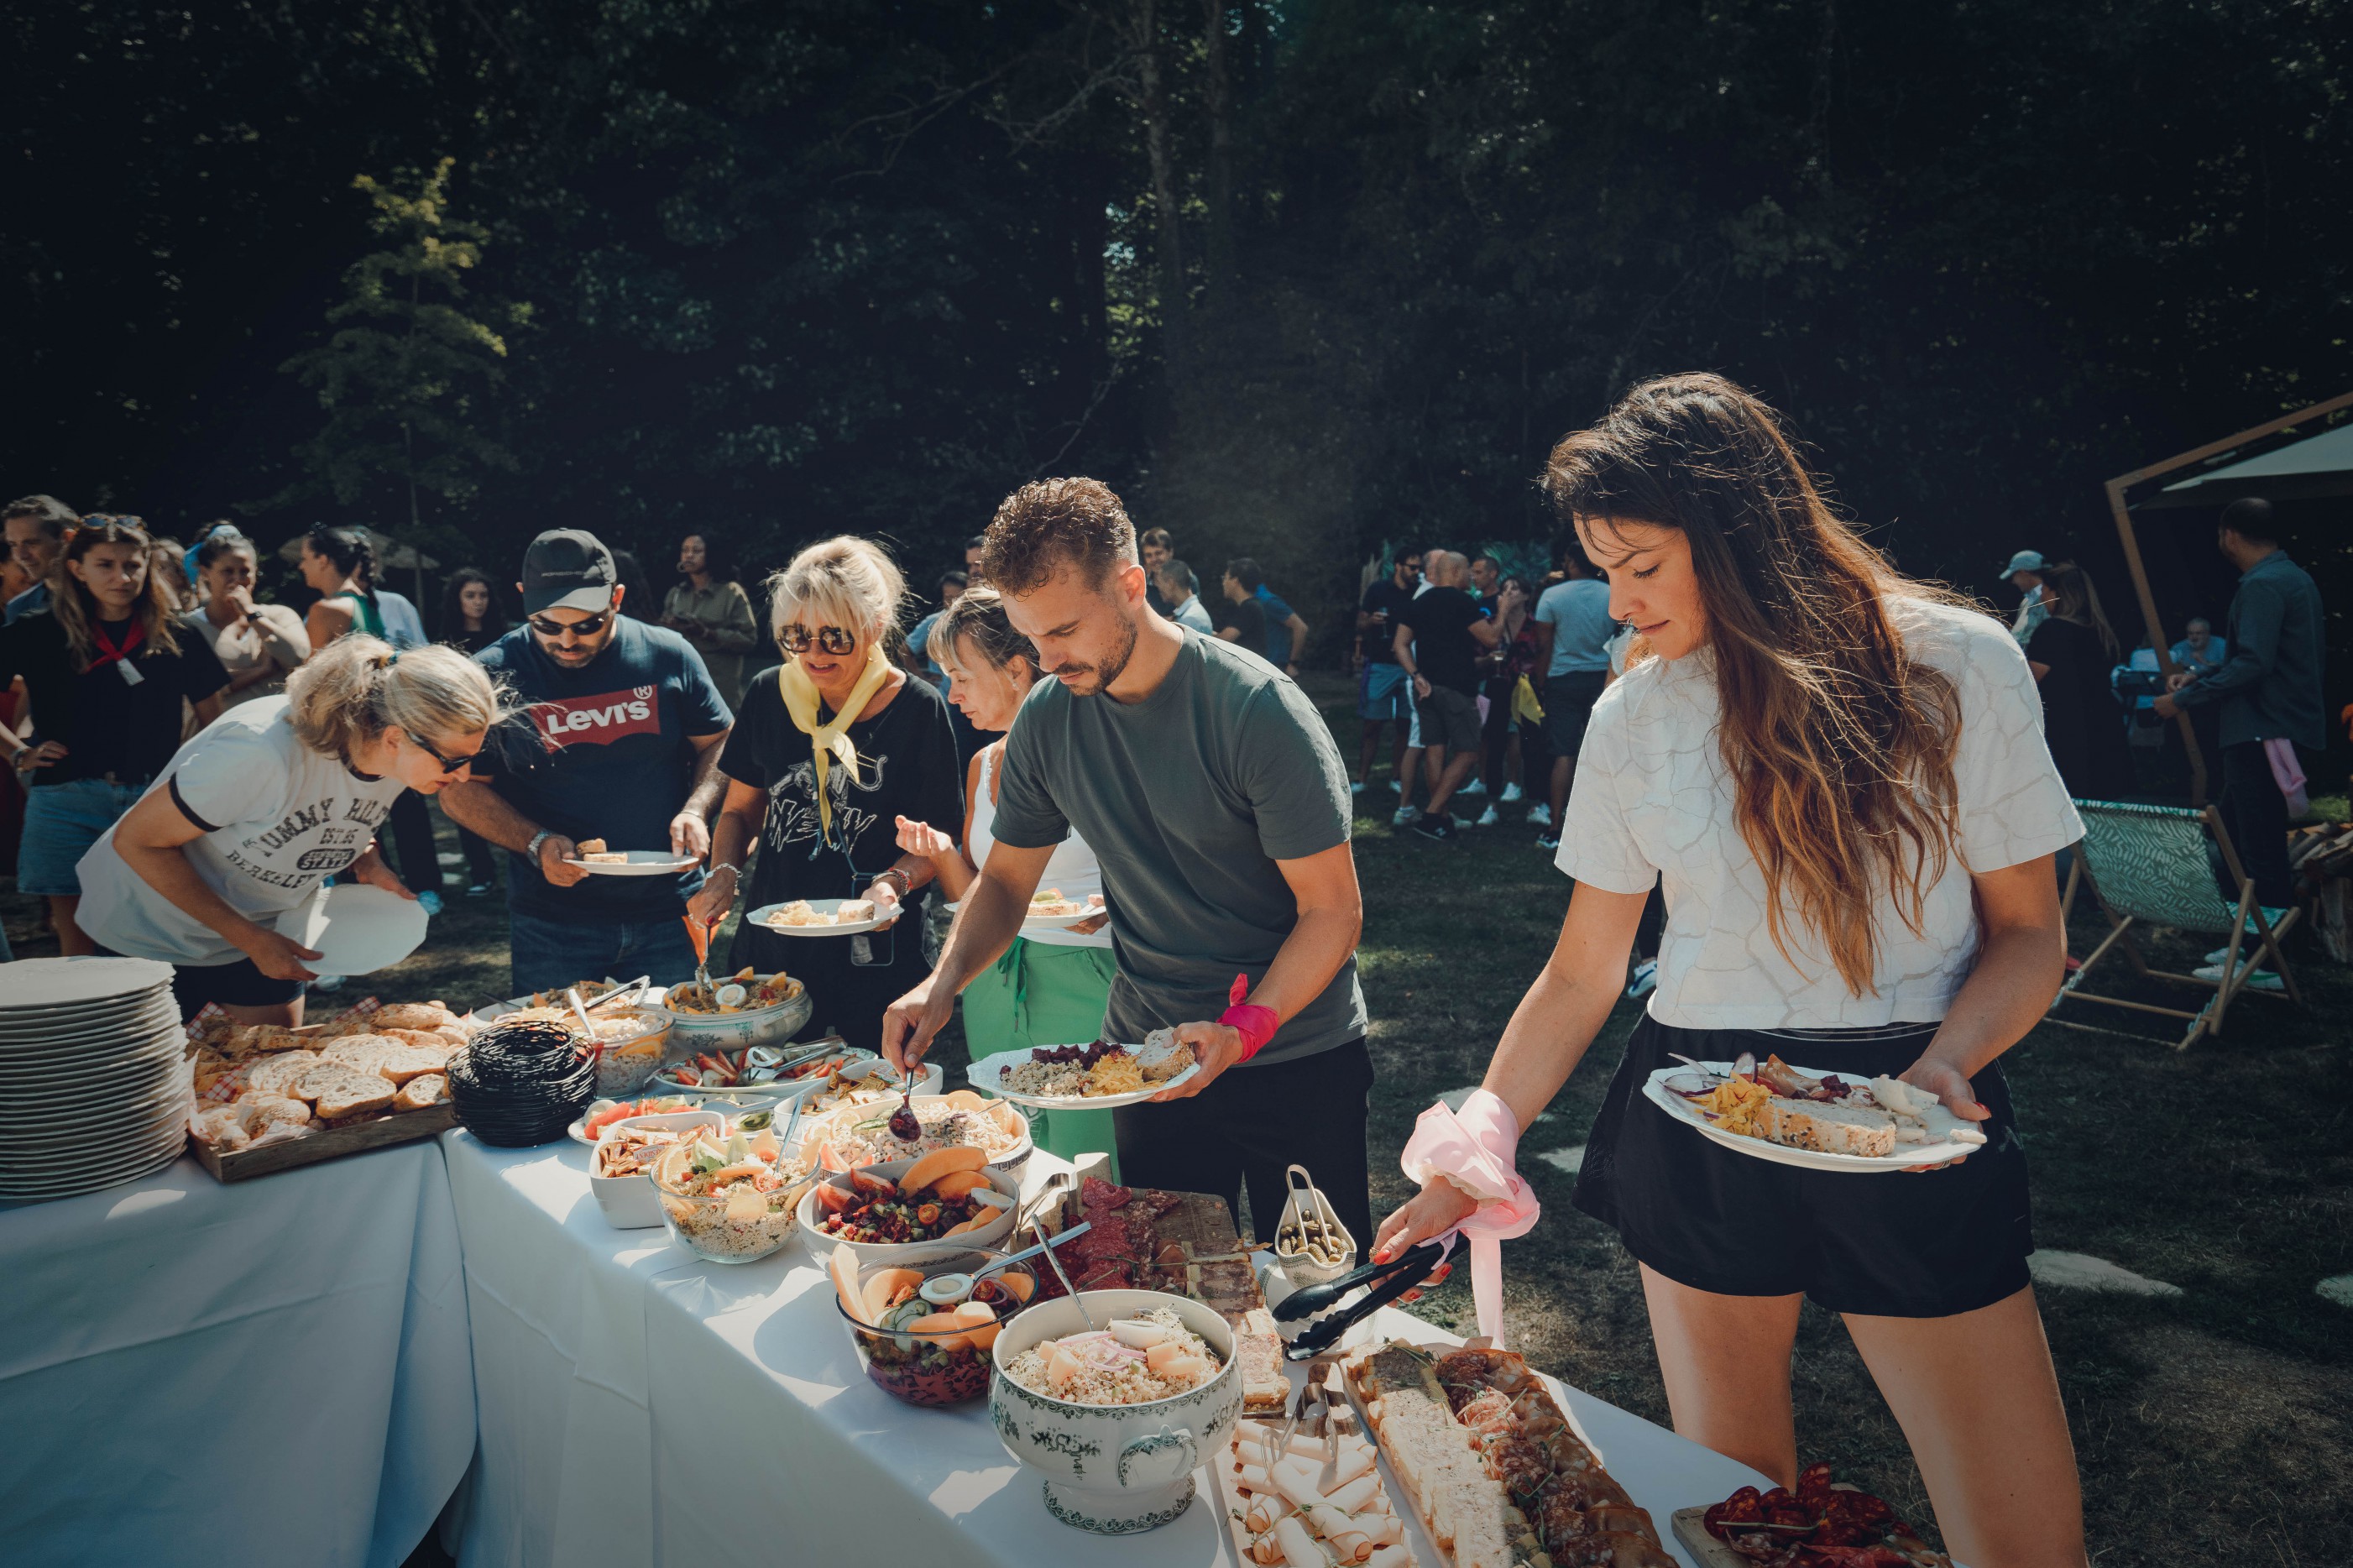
{"left": 1134, "top": 0, "right": 1186, "bottom": 363}
{"left": 1200, "top": 0, "right": 1236, "bottom": 306}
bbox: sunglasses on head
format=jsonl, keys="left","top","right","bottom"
{"left": 779, "top": 624, "right": 859, "bottom": 656}
{"left": 528, "top": 609, "right": 614, "bottom": 639}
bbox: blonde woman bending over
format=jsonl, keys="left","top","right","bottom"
{"left": 76, "top": 637, "right": 503, "bottom": 1025}
{"left": 1374, "top": 374, "right": 2088, "bottom": 1568}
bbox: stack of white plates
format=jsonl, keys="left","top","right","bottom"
{"left": 0, "top": 956, "right": 191, "bottom": 1202}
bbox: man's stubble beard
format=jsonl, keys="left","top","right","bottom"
{"left": 1062, "top": 613, "right": 1138, "bottom": 698}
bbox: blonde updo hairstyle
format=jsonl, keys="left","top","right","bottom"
{"left": 285, "top": 636, "right": 506, "bottom": 763}
{"left": 765, "top": 536, "right": 908, "bottom": 651}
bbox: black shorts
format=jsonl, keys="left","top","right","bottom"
{"left": 1542, "top": 671, "right": 1608, "bottom": 756}
{"left": 169, "top": 958, "right": 306, "bottom": 1020}
{"left": 1571, "top": 1014, "right": 2033, "bottom": 1318}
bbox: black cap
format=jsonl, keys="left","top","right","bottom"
{"left": 520, "top": 529, "right": 617, "bottom": 614}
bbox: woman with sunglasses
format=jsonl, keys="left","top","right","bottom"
{"left": 688, "top": 536, "right": 961, "bottom": 1054}
{"left": 76, "top": 636, "right": 502, "bottom": 1024}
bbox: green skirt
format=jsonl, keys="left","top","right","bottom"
{"left": 960, "top": 937, "right": 1120, "bottom": 1179}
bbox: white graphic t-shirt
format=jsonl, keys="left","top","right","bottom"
{"left": 76, "top": 697, "right": 405, "bottom": 966}
{"left": 1556, "top": 594, "right": 2082, "bottom": 1028}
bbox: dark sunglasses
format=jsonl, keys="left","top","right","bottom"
{"left": 402, "top": 732, "right": 481, "bottom": 774}
{"left": 779, "top": 625, "right": 858, "bottom": 656}
{"left": 528, "top": 609, "right": 614, "bottom": 639}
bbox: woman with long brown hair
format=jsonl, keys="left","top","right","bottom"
{"left": 0, "top": 515, "right": 231, "bottom": 953}
{"left": 1374, "top": 374, "right": 2087, "bottom": 1568}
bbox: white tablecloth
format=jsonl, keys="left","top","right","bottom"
{"left": 442, "top": 1130, "right": 1768, "bottom": 1566}
{"left": 0, "top": 1142, "right": 477, "bottom": 1568}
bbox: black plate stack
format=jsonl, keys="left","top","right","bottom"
{"left": 447, "top": 1016, "right": 596, "bottom": 1147}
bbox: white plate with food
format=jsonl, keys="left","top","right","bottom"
{"left": 964, "top": 1031, "right": 1200, "bottom": 1111}
{"left": 563, "top": 847, "right": 699, "bottom": 876}
{"left": 748, "top": 897, "right": 895, "bottom": 936}
{"left": 1019, "top": 889, "right": 1105, "bottom": 933}
{"left": 1641, "top": 1055, "right": 1987, "bottom": 1173}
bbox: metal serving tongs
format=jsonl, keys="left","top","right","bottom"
{"left": 1273, "top": 1234, "right": 1455, "bottom": 1361}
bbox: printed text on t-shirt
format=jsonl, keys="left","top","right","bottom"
{"left": 530, "top": 687, "right": 662, "bottom": 748}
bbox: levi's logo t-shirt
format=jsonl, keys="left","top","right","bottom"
{"left": 473, "top": 618, "right": 732, "bottom": 922}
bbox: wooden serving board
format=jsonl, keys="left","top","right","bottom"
{"left": 1670, "top": 1508, "right": 1746, "bottom": 1568}
{"left": 191, "top": 1102, "right": 457, "bottom": 1183}
{"left": 1140, "top": 1189, "right": 1267, "bottom": 1324}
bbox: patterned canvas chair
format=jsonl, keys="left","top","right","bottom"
{"left": 2052, "top": 799, "right": 2300, "bottom": 1049}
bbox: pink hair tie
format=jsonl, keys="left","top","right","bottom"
{"left": 1220, "top": 973, "right": 1280, "bottom": 1064}
{"left": 1399, "top": 1088, "right": 1540, "bottom": 1346}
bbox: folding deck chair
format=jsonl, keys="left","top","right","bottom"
{"left": 2052, "top": 799, "right": 2301, "bottom": 1050}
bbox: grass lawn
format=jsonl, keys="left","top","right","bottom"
{"left": 6, "top": 669, "right": 2348, "bottom": 1563}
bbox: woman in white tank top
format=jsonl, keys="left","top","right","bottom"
{"left": 893, "top": 586, "right": 1121, "bottom": 1168}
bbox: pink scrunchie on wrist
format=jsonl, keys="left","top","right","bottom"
{"left": 1220, "top": 974, "right": 1278, "bottom": 1064}
{"left": 1399, "top": 1088, "right": 1540, "bottom": 1346}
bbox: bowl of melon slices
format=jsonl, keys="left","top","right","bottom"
{"left": 829, "top": 1242, "right": 1038, "bottom": 1408}
{"left": 796, "top": 1146, "right": 1020, "bottom": 1263}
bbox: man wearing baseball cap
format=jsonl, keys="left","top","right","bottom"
{"left": 2000, "top": 548, "right": 2049, "bottom": 647}
{"left": 441, "top": 528, "right": 736, "bottom": 994}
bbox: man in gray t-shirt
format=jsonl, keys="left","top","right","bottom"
{"left": 881, "top": 477, "right": 1373, "bottom": 1243}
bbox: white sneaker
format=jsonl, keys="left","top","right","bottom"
{"left": 2193, "top": 963, "right": 2283, "bottom": 991}
{"left": 1392, "top": 805, "right": 1420, "bottom": 828}
{"left": 311, "top": 975, "right": 346, "bottom": 993}
{"left": 1476, "top": 806, "right": 1500, "bottom": 828}
{"left": 2204, "top": 945, "right": 2230, "bottom": 964}
{"left": 1625, "top": 958, "right": 1659, "bottom": 999}
{"left": 1351, "top": 781, "right": 1367, "bottom": 796}
{"left": 1499, "top": 782, "right": 1523, "bottom": 803}
{"left": 1526, "top": 804, "right": 1551, "bottom": 828}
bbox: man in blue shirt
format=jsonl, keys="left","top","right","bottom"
{"left": 441, "top": 529, "right": 735, "bottom": 995}
{"left": 2157, "top": 498, "right": 2324, "bottom": 912}
{"left": 905, "top": 569, "right": 967, "bottom": 690}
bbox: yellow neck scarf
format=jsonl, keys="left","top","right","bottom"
{"left": 777, "top": 649, "right": 892, "bottom": 839}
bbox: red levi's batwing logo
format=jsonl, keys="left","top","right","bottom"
{"left": 530, "top": 686, "right": 661, "bottom": 749}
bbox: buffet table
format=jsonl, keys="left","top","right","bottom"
{"left": 0, "top": 1142, "right": 476, "bottom": 1568}
{"left": 440, "top": 1130, "right": 1770, "bottom": 1567}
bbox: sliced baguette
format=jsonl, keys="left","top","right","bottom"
{"left": 374, "top": 1003, "right": 460, "bottom": 1032}
{"left": 372, "top": 1041, "right": 452, "bottom": 1085}
{"left": 245, "top": 1051, "right": 323, "bottom": 1099}
{"left": 294, "top": 1060, "right": 397, "bottom": 1118}
{"left": 1760, "top": 1096, "right": 1897, "bottom": 1158}
{"left": 395, "top": 1073, "right": 447, "bottom": 1111}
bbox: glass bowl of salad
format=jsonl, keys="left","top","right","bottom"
{"left": 828, "top": 1243, "right": 1038, "bottom": 1408}
{"left": 649, "top": 1123, "right": 817, "bottom": 1265}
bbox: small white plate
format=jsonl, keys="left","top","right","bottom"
{"left": 1020, "top": 896, "right": 1106, "bottom": 933}
{"left": 964, "top": 1033, "right": 1200, "bottom": 1111}
{"left": 747, "top": 898, "right": 894, "bottom": 937}
{"left": 275, "top": 885, "right": 429, "bottom": 976}
{"left": 1640, "top": 1062, "right": 1984, "bottom": 1173}
{"left": 562, "top": 850, "right": 699, "bottom": 876}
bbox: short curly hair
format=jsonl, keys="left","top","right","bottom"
{"left": 978, "top": 478, "right": 1136, "bottom": 594}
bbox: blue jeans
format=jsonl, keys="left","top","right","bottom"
{"left": 18, "top": 776, "right": 144, "bottom": 896}
{"left": 507, "top": 907, "right": 702, "bottom": 999}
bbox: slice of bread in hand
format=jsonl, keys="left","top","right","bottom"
{"left": 1760, "top": 1096, "right": 1896, "bottom": 1158}
{"left": 395, "top": 1073, "right": 447, "bottom": 1111}
{"left": 294, "top": 1060, "right": 397, "bottom": 1119}
{"left": 575, "top": 838, "right": 607, "bottom": 855}
{"left": 372, "top": 1041, "right": 452, "bottom": 1085}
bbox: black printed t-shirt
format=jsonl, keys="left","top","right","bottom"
{"left": 0, "top": 611, "right": 229, "bottom": 787}
{"left": 473, "top": 617, "right": 733, "bottom": 923}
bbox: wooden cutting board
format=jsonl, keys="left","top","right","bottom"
{"left": 191, "top": 1102, "right": 457, "bottom": 1183}
{"left": 1138, "top": 1189, "right": 1266, "bottom": 1325}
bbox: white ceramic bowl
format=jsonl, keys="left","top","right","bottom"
{"left": 589, "top": 1109, "right": 724, "bottom": 1230}
{"left": 988, "top": 1289, "right": 1243, "bottom": 1534}
{"left": 796, "top": 1153, "right": 1020, "bottom": 1262}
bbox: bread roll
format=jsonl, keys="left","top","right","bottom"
{"left": 373, "top": 1003, "right": 458, "bottom": 1032}
{"left": 395, "top": 1074, "right": 447, "bottom": 1111}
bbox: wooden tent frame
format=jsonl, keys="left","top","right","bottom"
{"left": 2105, "top": 389, "right": 2353, "bottom": 803}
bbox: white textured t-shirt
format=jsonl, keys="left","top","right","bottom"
{"left": 76, "top": 697, "right": 407, "bottom": 966}
{"left": 1556, "top": 595, "right": 2082, "bottom": 1028}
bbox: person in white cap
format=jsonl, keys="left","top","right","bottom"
{"left": 2001, "top": 549, "right": 2049, "bottom": 647}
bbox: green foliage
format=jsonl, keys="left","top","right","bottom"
{"left": 280, "top": 159, "right": 530, "bottom": 544}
